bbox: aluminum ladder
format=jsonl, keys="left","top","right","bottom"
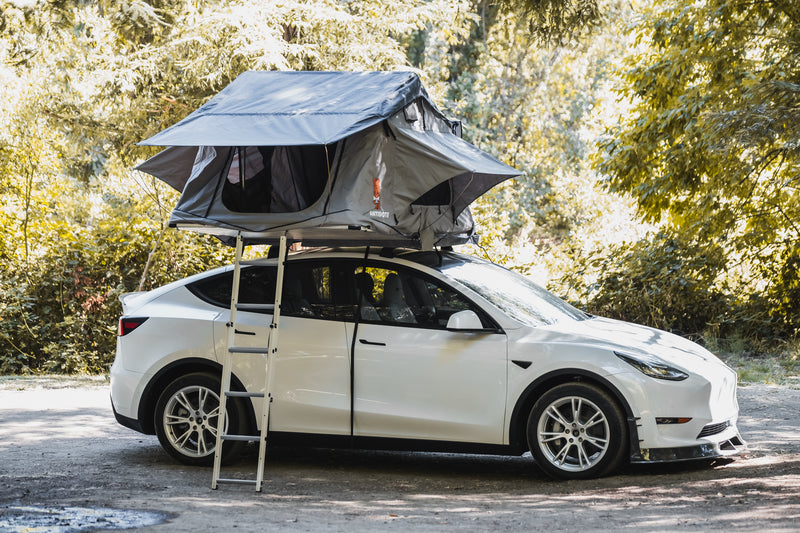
{"left": 211, "top": 233, "right": 287, "bottom": 491}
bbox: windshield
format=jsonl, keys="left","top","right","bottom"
{"left": 440, "top": 258, "right": 588, "bottom": 327}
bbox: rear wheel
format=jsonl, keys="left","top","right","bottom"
{"left": 154, "top": 372, "right": 245, "bottom": 466}
{"left": 527, "top": 382, "right": 628, "bottom": 479}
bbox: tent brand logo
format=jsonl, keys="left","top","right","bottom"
{"left": 372, "top": 177, "right": 381, "bottom": 210}
{"left": 370, "top": 210, "right": 391, "bottom": 219}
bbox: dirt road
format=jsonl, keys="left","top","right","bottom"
{"left": 1, "top": 377, "right": 799, "bottom": 532}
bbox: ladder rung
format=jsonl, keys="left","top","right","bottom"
{"left": 240, "top": 258, "right": 273, "bottom": 266}
{"left": 221, "top": 434, "right": 261, "bottom": 442}
{"left": 226, "top": 391, "right": 265, "bottom": 398}
{"left": 229, "top": 346, "right": 268, "bottom": 354}
{"left": 216, "top": 478, "right": 258, "bottom": 485}
{"left": 236, "top": 303, "right": 275, "bottom": 312}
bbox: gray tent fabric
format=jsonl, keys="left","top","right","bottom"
{"left": 136, "top": 71, "right": 520, "bottom": 248}
{"left": 139, "top": 71, "right": 456, "bottom": 147}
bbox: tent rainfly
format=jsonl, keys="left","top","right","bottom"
{"left": 136, "top": 70, "right": 520, "bottom": 249}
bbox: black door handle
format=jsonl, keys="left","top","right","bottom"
{"left": 359, "top": 339, "right": 386, "bottom": 346}
{"left": 235, "top": 329, "right": 257, "bottom": 336}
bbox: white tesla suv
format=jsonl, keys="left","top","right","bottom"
{"left": 110, "top": 248, "right": 744, "bottom": 479}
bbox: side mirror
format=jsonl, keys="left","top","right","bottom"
{"left": 446, "top": 310, "right": 486, "bottom": 332}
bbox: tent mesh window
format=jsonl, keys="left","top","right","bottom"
{"left": 412, "top": 181, "right": 452, "bottom": 206}
{"left": 221, "top": 144, "right": 337, "bottom": 214}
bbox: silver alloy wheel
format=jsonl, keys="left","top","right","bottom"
{"left": 162, "top": 384, "right": 226, "bottom": 458}
{"left": 536, "top": 395, "right": 610, "bottom": 472}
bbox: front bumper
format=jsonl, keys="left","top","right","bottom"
{"left": 630, "top": 422, "right": 746, "bottom": 463}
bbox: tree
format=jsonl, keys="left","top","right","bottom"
{"left": 596, "top": 0, "right": 800, "bottom": 336}
{"left": 409, "top": 1, "right": 638, "bottom": 278}
{"left": 500, "top": 0, "right": 602, "bottom": 44}
{"left": 0, "top": 0, "right": 473, "bottom": 372}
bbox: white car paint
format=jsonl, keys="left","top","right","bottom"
{"left": 110, "top": 248, "right": 744, "bottom": 478}
{"left": 351, "top": 322, "right": 508, "bottom": 443}
{"left": 216, "top": 312, "right": 352, "bottom": 435}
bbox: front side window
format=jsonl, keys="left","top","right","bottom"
{"left": 282, "top": 263, "right": 349, "bottom": 320}
{"left": 352, "top": 264, "right": 491, "bottom": 329}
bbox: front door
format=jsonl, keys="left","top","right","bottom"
{"left": 347, "top": 262, "right": 508, "bottom": 444}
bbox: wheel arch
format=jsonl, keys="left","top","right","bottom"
{"left": 508, "top": 369, "right": 636, "bottom": 453}
{"left": 137, "top": 358, "right": 255, "bottom": 435}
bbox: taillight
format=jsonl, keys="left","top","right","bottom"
{"left": 119, "top": 317, "right": 148, "bottom": 336}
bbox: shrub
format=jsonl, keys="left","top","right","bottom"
{"left": 0, "top": 221, "right": 231, "bottom": 374}
{"left": 552, "top": 231, "right": 731, "bottom": 338}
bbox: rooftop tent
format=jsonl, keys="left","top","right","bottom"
{"left": 136, "top": 71, "right": 520, "bottom": 248}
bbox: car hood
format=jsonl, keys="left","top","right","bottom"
{"left": 529, "top": 316, "right": 726, "bottom": 375}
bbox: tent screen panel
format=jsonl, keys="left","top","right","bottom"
{"left": 221, "top": 144, "right": 337, "bottom": 214}
{"left": 411, "top": 180, "right": 452, "bottom": 206}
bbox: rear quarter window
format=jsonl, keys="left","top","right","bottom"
{"left": 188, "top": 266, "right": 277, "bottom": 308}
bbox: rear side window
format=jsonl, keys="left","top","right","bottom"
{"left": 189, "top": 266, "right": 277, "bottom": 308}
{"left": 188, "top": 262, "right": 353, "bottom": 321}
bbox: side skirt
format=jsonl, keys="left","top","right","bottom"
{"left": 267, "top": 432, "right": 522, "bottom": 457}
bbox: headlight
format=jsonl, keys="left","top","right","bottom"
{"left": 614, "top": 351, "right": 689, "bottom": 381}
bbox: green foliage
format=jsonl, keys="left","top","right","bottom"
{"left": 595, "top": 0, "right": 800, "bottom": 338}
{"left": 0, "top": 176, "right": 231, "bottom": 373}
{"left": 427, "top": 3, "right": 630, "bottom": 245}
{"left": 713, "top": 338, "right": 800, "bottom": 385}
{"left": 553, "top": 231, "right": 730, "bottom": 336}
{"left": 500, "top": 0, "right": 602, "bottom": 45}
{"left": 0, "top": 0, "right": 474, "bottom": 374}
{"left": 1, "top": 0, "right": 796, "bottom": 374}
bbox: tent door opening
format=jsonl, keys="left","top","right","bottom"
{"left": 220, "top": 144, "right": 339, "bottom": 214}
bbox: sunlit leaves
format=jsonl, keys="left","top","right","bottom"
{"left": 431, "top": 3, "right": 635, "bottom": 268}
{"left": 0, "top": 0, "right": 475, "bottom": 372}
{"left": 597, "top": 0, "right": 800, "bottom": 336}
{"left": 502, "top": 0, "right": 602, "bottom": 45}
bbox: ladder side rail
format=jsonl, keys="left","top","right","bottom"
{"left": 255, "top": 234, "right": 287, "bottom": 491}
{"left": 212, "top": 232, "right": 245, "bottom": 489}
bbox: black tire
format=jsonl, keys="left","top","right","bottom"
{"left": 154, "top": 372, "right": 246, "bottom": 466}
{"left": 527, "top": 382, "right": 628, "bottom": 480}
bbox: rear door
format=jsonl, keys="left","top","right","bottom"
{"left": 202, "top": 262, "right": 351, "bottom": 435}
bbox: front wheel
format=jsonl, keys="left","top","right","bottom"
{"left": 154, "top": 372, "right": 245, "bottom": 466}
{"left": 527, "top": 382, "right": 628, "bottom": 479}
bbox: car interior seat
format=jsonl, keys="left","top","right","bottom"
{"left": 382, "top": 273, "right": 416, "bottom": 324}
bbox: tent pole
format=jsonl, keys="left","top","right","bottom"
{"left": 255, "top": 233, "right": 288, "bottom": 491}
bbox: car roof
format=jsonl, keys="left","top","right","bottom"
{"left": 228, "top": 247, "right": 487, "bottom": 276}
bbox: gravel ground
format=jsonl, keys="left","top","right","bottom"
{"left": 0, "top": 377, "right": 798, "bottom": 532}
